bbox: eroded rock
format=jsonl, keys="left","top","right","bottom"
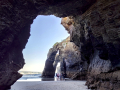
{"left": 0, "top": 0, "right": 97, "bottom": 89}
{"left": 61, "top": 0, "right": 120, "bottom": 89}
{"left": 42, "top": 36, "right": 87, "bottom": 80}
{"left": 1, "top": 0, "right": 120, "bottom": 89}
{"left": 42, "top": 43, "right": 59, "bottom": 78}
{"left": 58, "top": 37, "right": 85, "bottom": 79}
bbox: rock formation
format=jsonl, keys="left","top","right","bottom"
{"left": 61, "top": 0, "right": 120, "bottom": 89}
{"left": 42, "top": 43, "right": 59, "bottom": 78}
{"left": 57, "top": 37, "right": 88, "bottom": 80}
{"left": 43, "top": 36, "right": 87, "bottom": 80}
{"left": 0, "top": 0, "right": 97, "bottom": 89}
{"left": 0, "top": 0, "right": 120, "bottom": 90}
{"left": 0, "top": 24, "right": 30, "bottom": 89}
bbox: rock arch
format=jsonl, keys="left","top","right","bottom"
{"left": 2, "top": 0, "right": 120, "bottom": 90}
{"left": 42, "top": 36, "right": 85, "bottom": 79}
{"left": 0, "top": 0, "right": 97, "bottom": 89}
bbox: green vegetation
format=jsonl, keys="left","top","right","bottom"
{"left": 53, "top": 42, "right": 59, "bottom": 46}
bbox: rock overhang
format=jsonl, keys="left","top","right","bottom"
{"left": 1, "top": 0, "right": 120, "bottom": 90}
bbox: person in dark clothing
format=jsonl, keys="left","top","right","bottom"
{"left": 61, "top": 73, "right": 65, "bottom": 80}
{"left": 56, "top": 73, "right": 60, "bottom": 80}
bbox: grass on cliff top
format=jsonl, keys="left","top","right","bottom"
{"left": 53, "top": 42, "right": 59, "bottom": 47}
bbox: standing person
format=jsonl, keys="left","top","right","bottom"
{"left": 56, "top": 73, "right": 59, "bottom": 80}
{"left": 62, "top": 73, "right": 66, "bottom": 81}
{"left": 59, "top": 73, "right": 62, "bottom": 80}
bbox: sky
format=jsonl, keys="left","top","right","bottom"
{"left": 20, "top": 15, "right": 69, "bottom": 72}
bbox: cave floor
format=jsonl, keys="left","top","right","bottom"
{"left": 11, "top": 81, "right": 90, "bottom": 90}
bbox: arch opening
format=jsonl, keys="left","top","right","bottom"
{"left": 55, "top": 62, "right": 61, "bottom": 74}
{"left": 19, "top": 15, "right": 69, "bottom": 80}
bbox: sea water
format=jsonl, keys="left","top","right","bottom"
{"left": 18, "top": 74, "right": 58, "bottom": 81}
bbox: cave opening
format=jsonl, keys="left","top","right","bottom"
{"left": 19, "top": 15, "right": 69, "bottom": 78}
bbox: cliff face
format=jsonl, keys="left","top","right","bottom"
{"left": 57, "top": 37, "right": 88, "bottom": 80}
{"left": 0, "top": 24, "right": 30, "bottom": 89}
{"left": 61, "top": 0, "right": 120, "bottom": 89}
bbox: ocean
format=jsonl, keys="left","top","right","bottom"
{"left": 18, "top": 74, "right": 58, "bottom": 81}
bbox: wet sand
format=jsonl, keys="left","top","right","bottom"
{"left": 11, "top": 80, "right": 90, "bottom": 90}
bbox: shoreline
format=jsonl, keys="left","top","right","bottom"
{"left": 11, "top": 81, "right": 90, "bottom": 90}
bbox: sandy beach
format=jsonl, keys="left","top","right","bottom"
{"left": 11, "top": 81, "right": 90, "bottom": 90}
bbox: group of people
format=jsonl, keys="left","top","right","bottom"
{"left": 56, "top": 73, "right": 66, "bottom": 81}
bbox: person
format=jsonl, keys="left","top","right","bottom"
{"left": 56, "top": 73, "right": 59, "bottom": 80}
{"left": 62, "top": 73, "right": 66, "bottom": 81}
{"left": 59, "top": 73, "right": 62, "bottom": 80}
